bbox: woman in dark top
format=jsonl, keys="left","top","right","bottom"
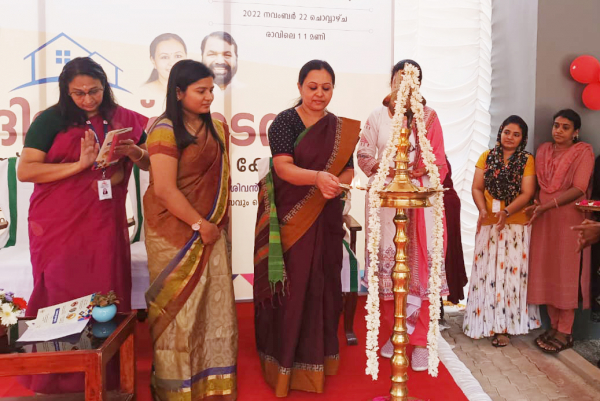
{"left": 253, "top": 60, "right": 360, "bottom": 397}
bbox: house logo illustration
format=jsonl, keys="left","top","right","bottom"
{"left": 12, "top": 32, "right": 129, "bottom": 93}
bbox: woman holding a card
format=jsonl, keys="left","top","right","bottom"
{"left": 462, "top": 115, "right": 540, "bottom": 346}
{"left": 143, "top": 60, "right": 237, "bottom": 400}
{"left": 17, "top": 57, "right": 149, "bottom": 393}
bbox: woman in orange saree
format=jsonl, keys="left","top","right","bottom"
{"left": 144, "top": 60, "right": 237, "bottom": 400}
{"left": 253, "top": 60, "right": 360, "bottom": 397}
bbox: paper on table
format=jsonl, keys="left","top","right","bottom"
{"left": 33, "top": 294, "right": 94, "bottom": 329}
{"left": 17, "top": 294, "right": 95, "bottom": 342}
{"left": 18, "top": 319, "right": 89, "bottom": 343}
{"left": 35, "top": 325, "right": 94, "bottom": 352}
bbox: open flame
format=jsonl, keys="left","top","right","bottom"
{"left": 353, "top": 175, "right": 367, "bottom": 190}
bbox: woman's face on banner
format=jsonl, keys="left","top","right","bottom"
{"left": 178, "top": 77, "right": 214, "bottom": 115}
{"left": 152, "top": 39, "right": 186, "bottom": 83}
{"left": 297, "top": 69, "right": 334, "bottom": 113}
{"left": 68, "top": 75, "right": 104, "bottom": 115}
{"left": 500, "top": 123, "right": 523, "bottom": 151}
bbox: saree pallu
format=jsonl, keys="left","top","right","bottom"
{"left": 27, "top": 106, "right": 146, "bottom": 317}
{"left": 253, "top": 114, "right": 360, "bottom": 397}
{"left": 144, "top": 119, "right": 237, "bottom": 401}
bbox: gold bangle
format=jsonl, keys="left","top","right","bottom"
{"left": 132, "top": 147, "right": 145, "bottom": 162}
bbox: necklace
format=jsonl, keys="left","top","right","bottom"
{"left": 297, "top": 104, "right": 326, "bottom": 126}
{"left": 184, "top": 120, "right": 199, "bottom": 135}
{"left": 299, "top": 103, "right": 326, "bottom": 118}
{"left": 553, "top": 142, "right": 572, "bottom": 152}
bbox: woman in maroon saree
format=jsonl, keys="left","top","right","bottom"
{"left": 17, "top": 57, "right": 148, "bottom": 393}
{"left": 253, "top": 60, "right": 360, "bottom": 397}
{"left": 443, "top": 158, "right": 467, "bottom": 305}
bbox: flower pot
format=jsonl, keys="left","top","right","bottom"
{"left": 92, "top": 304, "right": 117, "bottom": 323}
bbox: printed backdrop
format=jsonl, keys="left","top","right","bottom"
{"left": 0, "top": 0, "right": 393, "bottom": 299}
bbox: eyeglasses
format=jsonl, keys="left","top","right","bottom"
{"left": 69, "top": 88, "right": 104, "bottom": 100}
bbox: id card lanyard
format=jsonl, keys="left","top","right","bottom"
{"left": 86, "top": 120, "right": 112, "bottom": 200}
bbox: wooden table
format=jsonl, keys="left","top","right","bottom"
{"left": 0, "top": 312, "right": 137, "bottom": 401}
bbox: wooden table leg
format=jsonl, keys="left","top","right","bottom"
{"left": 343, "top": 292, "right": 358, "bottom": 345}
{"left": 120, "top": 332, "right": 136, "bottom": 395}
{"left": 85, "top": 356, "right": 106, "bottom": 401}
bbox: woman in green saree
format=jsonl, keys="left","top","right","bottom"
{"left": 143, "top": 60, "right": 237, "bottom": 400}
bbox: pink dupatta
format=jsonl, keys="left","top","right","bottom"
{"left": 536, "top": 141, "right": 594, "bottom": 194}
{"left": 407, "top": 107, "right": 449, "bottom": 329}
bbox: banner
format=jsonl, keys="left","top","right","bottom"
{"left": 0, "top": 0, "right": 392, "bottom": 299}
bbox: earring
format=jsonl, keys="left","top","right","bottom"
{"left": 574, "top": 134, "right": 579, "bottom": 141}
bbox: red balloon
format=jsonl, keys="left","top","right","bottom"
{"left": 570, "top": 55, "right": 600, "bottom": 84}
{"left": 582, "top": 83, "right": 600, "bottom": 110}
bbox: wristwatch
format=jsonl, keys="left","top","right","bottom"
{"left": 191, "top": 218, "right": 203, "bottom": 231}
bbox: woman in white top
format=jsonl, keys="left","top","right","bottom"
{"left": 357, "top": 59, "right": 449, "bottom": 371}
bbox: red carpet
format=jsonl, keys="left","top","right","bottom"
{"left": 1, "top": 297, "right": 467, "bottom": 400}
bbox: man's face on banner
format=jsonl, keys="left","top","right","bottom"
{"left": 202, "top": 37, "right": 238, "bottom": 88}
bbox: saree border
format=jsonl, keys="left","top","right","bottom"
{"left": 258, "top": 352, "right": 340, "bottom": 397}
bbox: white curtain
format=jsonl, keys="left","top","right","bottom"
{"left": 394, "top": 0, "right": 493, "bottom": 289}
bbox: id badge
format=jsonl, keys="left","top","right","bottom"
{"left": 492, "top": 199, "right": 501, "bottom": 213}
{"left": 98, "top": 180, "right": 112, "bottom": 200}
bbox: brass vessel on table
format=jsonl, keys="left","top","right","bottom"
{"left": 373, "top": 127, "right": 441, "bottom": 401}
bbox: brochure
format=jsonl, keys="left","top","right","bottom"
{"left": 93, "top": 127, "right": 132, "bottom": 170}
{"left": 17, "top": 294, "right": 95, "bottom": 343}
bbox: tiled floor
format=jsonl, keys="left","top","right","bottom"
{"left": 443, "top": 312, "right": 600, "bottom": 401}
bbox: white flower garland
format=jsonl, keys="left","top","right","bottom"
{"left": 365, "top": 68, "right": 412, "bottom": 379}
{"left": 408, "top": 80, "right": 445, "bottom": 377}
{"left": 365, "top": 64, "right": 445, "bottom": 378}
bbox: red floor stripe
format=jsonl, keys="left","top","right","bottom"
{"left": 1, "top": 297, "right": 467, "bottom": 400}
